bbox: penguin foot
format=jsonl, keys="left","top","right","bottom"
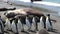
{"left": 48, "top": 28, "right": 57, "bottom": 32}
{"left": 7, "top": 29, "right": 12, "bottom": 31}
{"left": 34, "top": 29, "right": 38, "bottom": 31}
{"left": 27, "top": 29, "right": 36, "bottom": 33}
{"left": 15, "top": 33, "right": 19, "bottom": 34}
{"left": 21, "top": 30, "right": 25, "bottom": 32}
{"left": 44, "top": 27, "right": 46, "bottom": 29}
{"left": 47, "top": 28, "right": 53, "bottom": 31}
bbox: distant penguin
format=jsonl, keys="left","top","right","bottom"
{"left": 40, "top": 16, "right": 44, "bottom": 28}
{"left": 40, "top": 16, "right": 46, "bottom": 29}
{"left": 0, "top": 17, "right": 4, "bottom": 34}
{"left": 32, "top": 16, "right": 38, "bottom": 31}
{"left": 5, "top": 18, "right": 11, "bottom": 30}
{"left": 26, "top": 16, "right": 31, "bottom": 31}
{"left": 18, "top": 18, "right": 24, "bottom": 32}
{"left": 46, "top": 14, "right": 52, "bottom": 31}
{"left": 11, "top": 20, "right": 18, "bottom": 34}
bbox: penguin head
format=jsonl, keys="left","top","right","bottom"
{"left": 46, "top": 14, "right": 51, "bottom": 21}
{"left": 47, "top": 14, "right": 50, "bottom": 16}
{"left": 47, "top": 14, "right": 50, "bottom": 18}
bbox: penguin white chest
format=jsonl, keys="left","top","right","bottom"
{"left": 5, "top": 19, "right": 11, "bottom": 30}
{"left": 32, "top": 17, "right": 36, "bottom": 23}
{"left": 32, "top": 17, "right": 36, "bottom": 24}
{"left": 11, "top": 20, "right": 17, "bottom": 33}
{"left": 26, "top": 17, "right": 30, "bottom": 27}
{"left": 18, "top": 19, "right": 23, "bottom": 29}
{"left": 46, "top": 17, "right": 51, "bottom": 30}
{"left": 40, "top": 16, "right": 44, "bottom": 27}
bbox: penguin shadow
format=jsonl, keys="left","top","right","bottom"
{"left": 4, "top": 29, "right": 14, "bottom": 34}
{"left": 27, "top": 29, "right": 38, "bottom": 33}
{"left": 48, "top": 29, "right": 60, "bottom": 34}
{"left": 4, "top": 30, "right": 10, "bottom": 34}
{"left": 21, "top": 31, "right": 30, "bottom": 34}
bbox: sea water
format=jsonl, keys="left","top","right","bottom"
{"left": 43, "top": 0, "right": 60, "bottom": 3}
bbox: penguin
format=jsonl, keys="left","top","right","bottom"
{"left": 5, "top": 18, "right": 11, "bottom": 30}
{"left": 26, "top": 16, "right": 31, "bottom": 31}
{"left": 32, "top": 16, "right": 38, "bottom": 31}
{"left": 11, "top": 20, "right": 18, "bottom": 34}
{"left": 0, "top": 17, "right": 4, "bottom": 34}
{"left": 40, "top": 15, "right": 46, "bottom": 29}
{"left": 46, "top": 14, "right": 53, "bottom": 31}
{"left": 40, "top": 16, "right": 44, "bottom": 28}
{"left": 18, "top": 18, "right": 24, "bottom": 32}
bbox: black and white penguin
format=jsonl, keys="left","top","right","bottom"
{"left": 11, "top": 18, "right": 18, "bottom": 34}
{"left": 40, "top": 15, "right": 46, "bottom": 29}
{"left": 17, "top": 16, "right": 24, "bottom": 32}
{"left": 0, "top": 16, "right": 4, "bottom": 34}
{"left": 46, "top": 14, "right": 53, "bottom": 31}
{"left": 40, "top": 16, "right": 44, "bottom": 28}
{"left": 32, "top": 16, "right": 38, "bottom": 31}
{"left": 5, "top": 18, "right": 11, "bottom": 30}
{"left": 26, "top": 16, "right": 31, "bottom": 31}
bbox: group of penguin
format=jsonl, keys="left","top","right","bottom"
{"left": 0, "top": 13, "right": 54, "bottom": 34}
